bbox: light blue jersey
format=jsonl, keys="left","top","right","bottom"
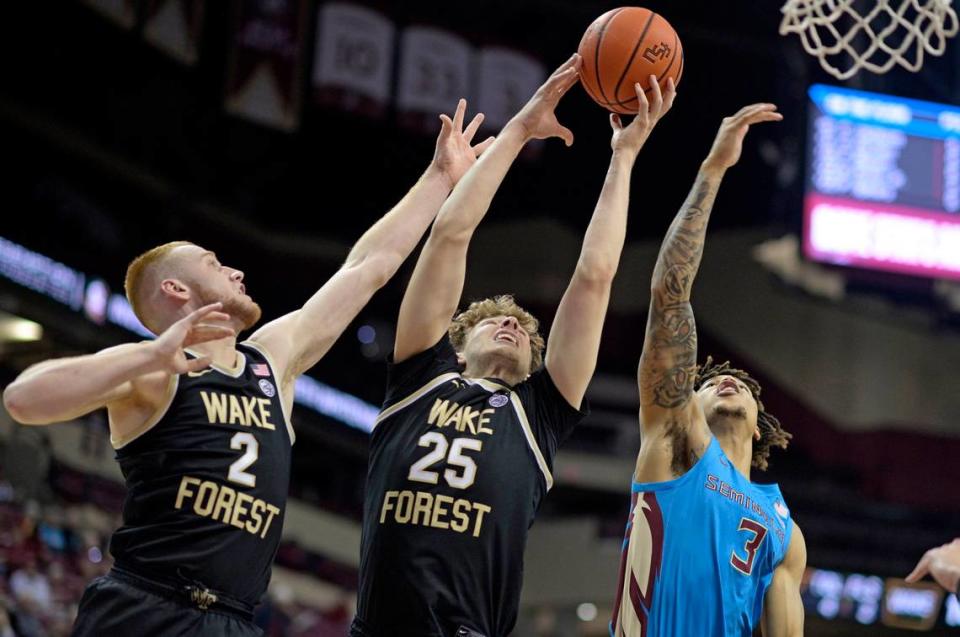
{"left": 610, "top": 436, "right": 793, "bottom": 637}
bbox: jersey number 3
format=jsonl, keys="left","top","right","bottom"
{"left": 730, "top": 517, "right": 767, "bottom": 575}
{"left": 408, "top": 432, "right": 481, "bottom": 489}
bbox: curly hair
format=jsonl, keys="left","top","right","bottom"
{"left": 448, "top": 295, "right": 545, "bottom": 371}
{"left": 694, "top": 356, "right": 791, "bottom": 471}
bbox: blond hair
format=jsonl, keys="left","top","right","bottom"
{"left": 448, "top": 295, "right": 545, "bottom": 370}
{"left": 124, "top": 241, "right": 193, "bottom": 333}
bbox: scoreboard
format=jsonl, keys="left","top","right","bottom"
{"left": 804, "top": 84, "right": 960, "bottom": 281}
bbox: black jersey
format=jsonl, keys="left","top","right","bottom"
{"left": 351, "top": 338, "right": 587, "bottom": 637}
{"left": 109, "top": 341, "right": 293, "bottom": 607}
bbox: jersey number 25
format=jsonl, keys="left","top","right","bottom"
{"left": 408, "top": 432, "right": 481, "bottom": 489}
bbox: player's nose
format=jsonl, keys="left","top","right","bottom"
{"left": 229, "top": 269, "right": 245, "bottom": 282}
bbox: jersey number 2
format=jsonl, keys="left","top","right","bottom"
{"left": 730, "top": 517, "right": 767, "bottom": 575}
{"left": 408, "top": 432, "right": 482, "bottom": 489}
{"left": 228, "top": 432, "right": 259, "bottom": 488}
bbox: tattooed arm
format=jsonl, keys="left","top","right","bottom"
{"left": 637, "top": 105, "right": 783, "bottom": 442}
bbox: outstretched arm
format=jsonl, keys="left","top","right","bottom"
{"left": 394, "top": 54, "right": 582, "bottom": 363}
{"left": 546, "top": 78, "right": 676, "bottom": 408}
{"left": 761, "top": 524, "right": 807, "bottom": 637}
{"left": 3, "top": 304, "right": 232, "bottom": 424}
{"left": 906, "top": 538, "right": 960, "bottom": 593}
{"left": 249, "top": 100, "right": 494, "bottom": 387}
{"left": 637, "top": 104, "right": 782, "bottom": 430}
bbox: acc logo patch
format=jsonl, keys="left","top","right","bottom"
{"left": 774, "top": 500, "right": 790, "bottom": 519}
{"left": 488, "top": 394, "right": 509, "bottom": 408}
{"left": 258, "top": 379, "right": 276, "bottom": 398}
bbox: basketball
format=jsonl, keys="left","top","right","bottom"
{"left": 577, "top": 7, "right": 684, "bottom": 114}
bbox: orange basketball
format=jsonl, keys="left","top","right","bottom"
{"left": 578, "top": 7, "right": 684, "bottom": 115}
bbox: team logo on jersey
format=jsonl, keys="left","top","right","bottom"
{"left": 612, "top": 491, "right": 664, "bottom": 636}
{"left": 258, "top": 379, "right": 276, "bottom": 397}
{"left": 488, "top": 393, "right": 509, "bottom": 408}
{"left": 774, "top": 500, "right": 789, "bottom": 518}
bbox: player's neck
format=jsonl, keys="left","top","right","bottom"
{"left": 462, "top": 361, "right": 523, "bottom": 387}
{"left": 188, "top": 337, "right": 240, "bottom": 370}
{"left": 714, "top": 430, "right": 753, "bottom": 480}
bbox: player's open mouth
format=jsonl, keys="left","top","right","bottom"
{"left": 716, "top": 380, "right": 738, "bottom": 396}
{"left": 494, "top": 331, "right": 518, "bottom": 346}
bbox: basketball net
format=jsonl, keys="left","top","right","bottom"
{"left": 779, "top": 0, "right": 959, "bottom": 79}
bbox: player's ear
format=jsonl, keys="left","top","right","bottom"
{"left": 753, "top": 425, "right": 761, "bottom": 441}
{"left": 161, "top": 278, "right": 190, "bottom": 302}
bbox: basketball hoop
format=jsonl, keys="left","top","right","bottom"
{"left": 779, "top": 0, "right": 959, "bottom": 80}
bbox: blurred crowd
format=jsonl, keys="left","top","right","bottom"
{"left": 0, "top": 472, "right": 351, "bottom": 637}
{"left": 0, "top": 495, "right": 106, "bottom": 637}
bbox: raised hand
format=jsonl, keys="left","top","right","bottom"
{"left": 510, "top": 53, "right": 582, "bottom": 147}
{"left": 432, "top": 99, "right": 496, "bottom": 189}
{"left": 610, "top": 75, "right": 677, "bottom": 156}
{"left": 148, "top": 303, "right": 235, "bottom": 374}
{"left": 702, "top": 103, "right": 782, "bottom": 172}
{"left": 906, "top": 538, "right": 960, "bottom": 592}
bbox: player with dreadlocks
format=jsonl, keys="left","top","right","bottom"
{"left": 694, "top": 356, "right": 792, "bottom": 472}
{"left": 610, "top": 105, "right": 806, "bottom": 637}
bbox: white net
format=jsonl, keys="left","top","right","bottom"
{"left": 779, "top": 0, "right": 959, "bottom": 79}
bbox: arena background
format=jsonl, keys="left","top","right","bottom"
{"left": 1, "top": 0, "right": 959, "bottom": 635}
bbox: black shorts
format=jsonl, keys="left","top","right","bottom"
{"left": 350, "top": 616, "right": 488, "bottom": 637}
{"left": 71, "top": 571, "right": 263, "bottom": 637}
